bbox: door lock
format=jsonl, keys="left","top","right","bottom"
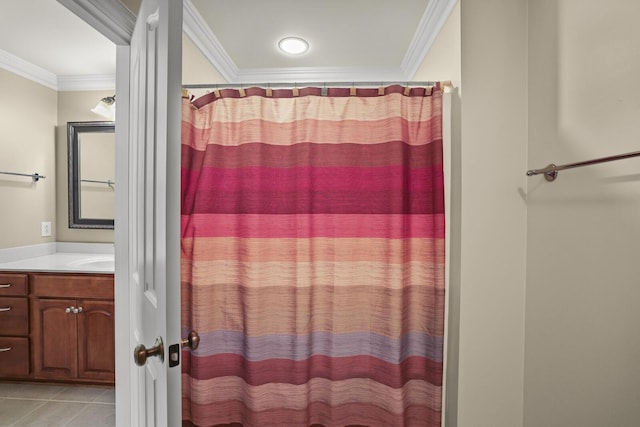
{"left": 168, "top": 331, "right": 200, "bottom": 368}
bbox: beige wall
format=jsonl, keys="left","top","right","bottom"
{"left": 421, "top": 1, "right": 640, "bottom": 426}
{"left": 0, "top": 71, "right": 117, "bottom": 248}
{"left": 0, "top": 8, "right": 220, "bottom": 250}
{"left": 182, "top": 35, "right": 225, "bottom": 87}
{"left": 0, "top": 69, "right": 57, "bottom": 249}
{"left": 56, "top": 91, "right": 115, "bottom": 243}
{"left": 458, "top": 1, "right": 529, "bottom": 425}
{"left": 419, "top": 2, "right": 529, "bottom": 425}
{"left": 524, "top": 1, "right": 640, "bottom": 426}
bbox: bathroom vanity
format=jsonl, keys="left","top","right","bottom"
{"left": 0, "top": 250, "right": 115, "bottom": 385}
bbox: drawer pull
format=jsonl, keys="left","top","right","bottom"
{"left": 0, "top": 284, "right": 11, "bottom": 288}
{"left": 0, "top": 307, "right": 11, "bottom": 312}
{"left": 0, "top": 347, "right": 11, "bottom": 352}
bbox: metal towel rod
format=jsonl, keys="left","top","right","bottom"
{"left": 81, "top": 179, "right": 115, "bottom": 189}
{"left": 526, "top": 150, "right": 640, "bottom": 181}
{"left": 0, "top": 171, "right": 46, "bottom": 182}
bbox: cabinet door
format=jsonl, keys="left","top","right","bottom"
{"left": 32, "top": 298, "right": 78, "bottom": 379}
{"left": 0, "top": 297, "right": 29, "bottom": 335}
{"left": 77, "top": 299, "right": 115, "bottom": 382}
{"left": 0, "top": 337, "right": 29, "bottom": 377}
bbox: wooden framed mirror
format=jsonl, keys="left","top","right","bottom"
{"left": 67, "top": 121, "right": 115, "bottom": 229}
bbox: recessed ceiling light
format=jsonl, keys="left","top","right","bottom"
{"left": 278, "top": 37, "right": 309, "bottom": 55}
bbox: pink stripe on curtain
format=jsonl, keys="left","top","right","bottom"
{"left": 181, "top": 84, "right": 445, "bottom": 427}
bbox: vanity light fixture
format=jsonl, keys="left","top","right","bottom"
{"left": 91, "top": 95, "right": 116, "bottom": 121}
{"left": 278, "top": 37, "right": 309, "bottom": 55}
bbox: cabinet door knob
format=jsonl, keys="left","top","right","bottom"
{"left": 73, "top": 307, "right": 83, "bottom": 314}
{"left": 65, "top": 307, "right": 73, "bottom": 313}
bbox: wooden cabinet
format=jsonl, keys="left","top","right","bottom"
{"left": 31, "top": 274, "right": 115, "bottom": 384}
{"left": 0, "top": 273, "right": 30, "bottom": 378}
{"left": 0, "top": 271, "right": 114, "bottom": 385}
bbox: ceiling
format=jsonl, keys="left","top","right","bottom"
{"left": 0, "top": 0, "right": 456, "bottom": 90}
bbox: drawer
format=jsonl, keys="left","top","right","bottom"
{"left": 0, "top": 337, "right": 29, "bottom": 377}
{"left": 31, "top": 274, "right": 114, "bottom": 299}
{"left": 0, "top": 273, "right": 28, "bottom": 296}
{"left": 0, "top": 297, "right": 28, "bottom": 335}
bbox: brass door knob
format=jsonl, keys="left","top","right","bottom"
{"left": 134, "top": 337, "right": 164, "bottom": 366}
{"left": 181, "top": 331, "right": 200, "bottom": 351}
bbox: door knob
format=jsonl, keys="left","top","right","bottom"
{"left": 134, "top": 337, "right": 164, "bottom": 366}
{"left": 181, "top": 330, "right": 200, "bottom": 351}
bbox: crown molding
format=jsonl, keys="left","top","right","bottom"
{"left": 58, "top": 74, "right": 115, "bottom": 91}
{"left": 183, "top": 0, "right": 238, "bottom": 82}
{"left": 235, "top": 66, "right": 408, "bottom": 84}
{"left": 57, "top": 0, "right": 135, "bottom": 46}
{"left": 3, "top": 0, "right": 455, "bottom": 91}
{"left": 0, "top": 48, "right": 115, "bottom": 91}
{"left": 0, "top": 49, "right": 58, "bottom": 90}
{"left": 184, "top": 0, "right": 456, "bottom": 84}
{"left": 401, "top": 0, "right": 458, "bottom": 79}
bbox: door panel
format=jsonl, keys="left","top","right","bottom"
{"left": 128, "top": 0, "right": 183, "bottom": 425}
{"left": 32, "top": 298, "right": 77, "bottom": 379}
{"left": 77, "top": 299, "right": 115, "bottom": 381}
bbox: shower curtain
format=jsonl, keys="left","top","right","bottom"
{"left": 180, "top": 84, "right": 445, "bottom": 427}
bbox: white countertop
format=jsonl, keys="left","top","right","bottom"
{"left": 0, "top": 253, "right": 114, "bottom": 274}
{"left": 0, "top": 243, "right": 114, "bottom": 274}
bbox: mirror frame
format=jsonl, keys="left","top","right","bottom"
{"left": 68, "top": 121, "right": 115, "bottom": 229}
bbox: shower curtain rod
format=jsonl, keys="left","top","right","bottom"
{"left": 526, "top": 150, "right": 640, "bottom": 181}
{"left": 182, "top": 81, "right": 440, "bottom": 90}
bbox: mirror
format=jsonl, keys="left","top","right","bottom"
{"left": 68, "top": 121, "right": 115, "bottom": 229}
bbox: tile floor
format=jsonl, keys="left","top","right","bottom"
{"left": 0, "top": 382, "right": 114, "bottom": 426}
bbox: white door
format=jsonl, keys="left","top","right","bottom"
{"left": 127, "top": 0, "right": 183, "bottom": 425}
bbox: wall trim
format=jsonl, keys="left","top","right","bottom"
{"left": 182, "top": 0, "right": 458, "bottom": 84}
{"left": 183, "top": 0, "right": 239, "bottom": 82}
{"left": 0, "top": 49, "right": 57, "bottom": 90}
{"left": 57, "top": 0, "right": 135, "bottom": 46}
{"left": 401, "top": 0, "right": 458, "bottom": 79}
{"left": 7, "top": 0, "right": 458, "bottom": 90}
{"left": 235, "top": 66, "right": 408, "bottom": 84}
{"left": 58, "top": 74, "right": 116, "bottom": 91}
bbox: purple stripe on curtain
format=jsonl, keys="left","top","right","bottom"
{"left": 181, "top": 85, "right": 445, "bottom": 427}
{"left": 189, "top": 330, "right": 443, "bottom": 362}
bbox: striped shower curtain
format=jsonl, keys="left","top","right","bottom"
{"left": 180, "top": 84, "right": 445, "bottom": 427}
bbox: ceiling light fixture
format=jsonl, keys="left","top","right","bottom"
{"left": 278, "top": 37, "right": 309, "bottom": 55}
{"left": 91, "top": 95, "right": 116, "bottom": 121}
